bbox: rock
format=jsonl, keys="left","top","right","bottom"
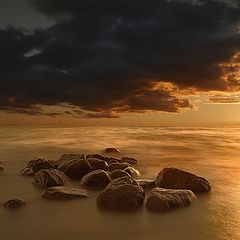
{"left": 86, "top": 158, "right": 108, "bottom": 171}
{"left": 155, "top": 168, "right": 211, "bottom": 193}
{"left": 136, "top": 179, "right": 155, "bottom": 190}
{"left": 20, "top": 167, "right": 35, "bottom": 176}
{"left": 103, "top": 148, "right": 121, "bottom": 154}
{"left": 146, "top": 188, "right": 196, "bottom": 212}
{"left": 26, "top": 158, "right": 53, "bottom": 173}
{"left": 110, "top": 170, "right": 131, "bottom": 180}
{"left": 80, "top": 170, "right": 111, "bottom": 188}
{"left": 86, "top": 154, "right": 105, "bottom": 160}
{"left": 120, "top": 157, "right": 138, "bottom": 165}
{"left": 54, "top": 154, "right": 86, "bottom": 169}
{"left": 33, "top": 169, "right": 67, "bottom": 188}
{"left": 59, "top": 153, "right": 86, "bottom": 161}
{"left": 0, "top": 166, "right": 5, "bottom": 171}
{"left": 60, "top": 159, "right": 92, "bottom": 180}
{"left": 97, "top": 184, "right": 145, "bottom": 211}
{"left": 108, "top": 176, "right": 139, "bottom": 187}
{"left": 124, "top": 166, "right": 141, "bottom": 178}
{"left": 4, "top": 198, "right": 27, "bottom": 209}
{"left": 109, "top": 163, "right": 130, "bottom": 171}
{"left": 104, "top": 157, "right": 120, "bottom": 163}
{"left": 42, "top": 186, "right": 90, "bottom": 200}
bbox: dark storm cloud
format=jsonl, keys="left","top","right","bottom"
{"left": 0, "top": 0, "right": 240, "bottom": 117}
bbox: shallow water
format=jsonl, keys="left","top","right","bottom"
{"left": 0, "top": 126, "right": 240, "bottom": 240}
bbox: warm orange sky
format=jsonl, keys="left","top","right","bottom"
{"left": 0, "top": 0, "right": 239, "bottom": 126}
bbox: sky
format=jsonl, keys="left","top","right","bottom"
{"left": 0, "top": 0, "right": 239, "bottom": 126}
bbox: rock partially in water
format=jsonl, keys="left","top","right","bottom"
{"left": 124, "top": 166, "right": 141, "bottom": 178}
{"left": 80, "top": 170, "right": 111, "bottom": 188}
{"left": 33, "top": 169, "right": 67, "bottom": 188}
{"left": 86, "top": 158, "right": 108, "bottom": 171}
{"left": 26, "top": 158, "right": 53, "bottom": 173}
{"left": 155, "top": 168, "right": 211, "bottom": 193}
{"left": 108, "top": 176, "right": 139, "bottom": 187}
{"left": 59, "top": 159, "right": 92, "bottom": 180}
{"left": 146, "top": 188, "right": 196, "bottom": 212}
{"left": 103, "top": 148, "right": 121, "bottom": 154}
{"left": 104, "top": 157, "right": 120, "bottom": 164}
{"left": 0, "top": 166, "right": 5, "bottom": 171}
{"left": 109, "top": 163, "right": 130, "bottom": 171}
{"left": 97, "top": 184, "right": 145, "bottom": 211}
{"left": 20, "top": 167, "right": 35, "bottom": 176}
{"left": 136, "top": 179, "right": 155, "bottom": 190}
{"left": 120, "top": 157, "right": 138, "bottom": 165}
{"left": 59, "top": 153, "right": 86, "bottom": 161}
{"left": 110, "top": 170, "right": 131, "bottom": 180}
{"left": 42, "top": 186, "right": 90, "bottom": 200}
{"left": 4, "top": 198, "right": 27, "bottom": 209}
{"left": 54, "top": 154, "right": 86, "bottom": 169}
{"left": 86, "top": 154, "right": 105, "bottom": 160}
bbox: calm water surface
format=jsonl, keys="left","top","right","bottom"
{"left": 0, "top": 126, "right": 240, "bottom": 240}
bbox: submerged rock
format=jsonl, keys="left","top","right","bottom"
{"left": 97, "top": 184, "right": 145, "bottom": 211}
{"left": 0, "top": 166, "right": 5, "bottom": 171}
{"left": 26, "top": 158, "right": 53, "bottom": 173}
{"left": 80, "top": 170, "right": 111, "bottom": 188}
{"left": 155, "top": 168, "right": 211, "bottom": 193}
{"left": 110, "top": 170, "right": 131, "bottom": 180}
{"left": 136, "top": 179, "right": 155, "bottom": 190}
{"left": 59, "top": 159, "right": 92, "bottom": 180}
{"left": 42, "top": 186, "right": 90, "bottom": 200}
{"left": 109, "top": 163, "right": 130, "bottom": 171}
{"left": 86, "top": 158, "right": 108, "bottom": 171}
{"left": 103, "top": 148, "right": 121, "bottom": 154}
{"left": 124, "top": 166, "right": 141, "bottom": 178}
{"left": 146, "top": 188, "right": 196, "bottom": 212}
{"left": 33, "top": 169, "right": 67, "bottom": 188}
{"left": 4, "top": 198, "right": 27, "bottom": 209}
{"left": 120, "top": 157, "right": 138, "bottom": 165}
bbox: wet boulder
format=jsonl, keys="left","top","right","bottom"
{"left": 59, "top": 159, "right": 92, "bottom": 180}
{"left": 42, "top": 186, "right": 90, "bottom": 200}
{"left": 110, "top": 170, "right": 131, "bottom": 180}
{"left": 136, "top": 179, "right": 155, "bottom": 190}
{"left": 155, "top": 168, "right": 211, "bottom": 193}
{"left": 146, "top": 188, "right": 196, "bottom": 212}
{"left": 80, "top": 170, "right": 111, "bottom": 188}
{"left": 120, "top": 157, "right": 138, "bottom": 165}
{"left": 26, "top": 158, "right": 53, "bottom": 173}
{"left": 33, "top": 169, "right": 67, "bottom": 188}
{"left": 86, "top": 158, "right": 108, "bottom": 171}
{"left": 97, "top": 184, "right": 145, "bottom": 211}
{"left": 4, "top": 198, "right": 27, "bottom": 209}
{"left": 109, "top": 163, "right": 130, "bottom": 171}
{"left": 103, "top": 148, "right": 121, "bottom": 154}
{"left": 124, "top": 166, "right": 141, "bottom": 178}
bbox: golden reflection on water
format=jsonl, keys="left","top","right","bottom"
{"left": 0, "top": 126, "right": 240, "bottom": 240}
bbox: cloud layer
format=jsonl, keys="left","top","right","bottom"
{"left": 0, "top": 0, "right": 240, "bottom": 117}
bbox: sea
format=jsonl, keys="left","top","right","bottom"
{"left": 0, "top": 126, "right": 240, "bottom": 240}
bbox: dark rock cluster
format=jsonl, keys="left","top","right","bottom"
{"left": 3, "top": 147, "right": 211, "bottom": 212}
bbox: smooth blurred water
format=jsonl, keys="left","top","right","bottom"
{"left": 0, "top": 126, "right": 240, "bottom": 240}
